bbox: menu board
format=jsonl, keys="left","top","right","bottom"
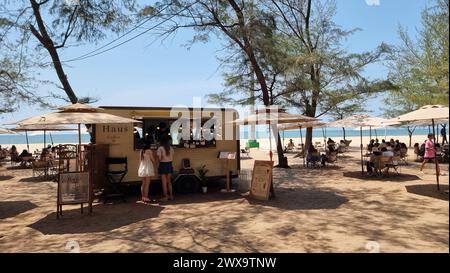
{"left": 59, "top": 172, "right": 90, "bottom": 205}
{"left": 250, "top": 161, "right": 274, "bottom": 201}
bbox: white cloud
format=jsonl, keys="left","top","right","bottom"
{"left": 365, "top": 0, "right": 380, "bottom": 6}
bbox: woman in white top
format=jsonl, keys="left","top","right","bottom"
{"left": 157, "top": 137, "right": 174, "bottom": 202}
{"left": 138, "top": 143, "right": 156, "bottom": 203}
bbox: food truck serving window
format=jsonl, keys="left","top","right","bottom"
{"left": 134, "top": 118, "right": 218, "bottom": 150}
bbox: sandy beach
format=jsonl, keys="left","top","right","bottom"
{"left": 0, "top": 136, "right": 448, "bottom": 253}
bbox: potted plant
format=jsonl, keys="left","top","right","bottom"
{"left": 197, "top": 165, "right": 209, "bottom": 193}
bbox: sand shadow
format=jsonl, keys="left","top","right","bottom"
{"left": 0, "top": 175, "right": 14, "bottom": 181}
{"left": 155, "top": 192, "right": 245, "bottom": 206}
{"left": 6, "top": 165, "right": 32, "bottom": 170}
{"left": 405, "top": 184, "right": 449, "bottom": 201}
{"left": 29, "top": 202, "right": 164, "bottom": 235}
{"left": 343, "top": 171, "right": 422, "bottom": 182}
{"left": 247, "top": 188, "right": 349, "bottom": 210}
{"left": 285, "top": 163, "right": 345, "bottom": 172}
{"left": 0, "top": 201, "right": 38, "bottom": 219}
{"left": 19, "top": 176, "right": 55, "bottom": 183}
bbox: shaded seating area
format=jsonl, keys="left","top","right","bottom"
{"left": 372, "top": 156, "right": 401, "bottom": 177}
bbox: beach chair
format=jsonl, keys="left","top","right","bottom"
{"left": 325, "top": 152, "right": 338, "bottom": 166}
{"left": 384, "top": 156, "right": 401, "bottom": 176}
{"left": 32, "top": 160, "right": 49, "bottom": 178}
{"left": 399, "top": 148, "right": 408, "bottom": 166}
{"left": 375, "top": 156, "right": 400, "bottom": 177}
{"left": 241, "top": 147, "right": 251, "bottom": 158}
{"left": 103, "top": 157, "right": 128, "bottom": 204}
{"left": 306, "top": 152, "right": 321, "bottom": 168}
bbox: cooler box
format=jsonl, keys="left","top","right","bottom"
{"left": 246, "top": 140, "right": 260, "bottom": 148}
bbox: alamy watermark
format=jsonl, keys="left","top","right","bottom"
{"left": 167, "top": 97, "right": 283, "bottom": 143}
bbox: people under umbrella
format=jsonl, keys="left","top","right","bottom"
{"left": 305, "top": 138, "right": 339, "bottom": 168}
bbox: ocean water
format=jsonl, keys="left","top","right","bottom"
{"left": 0, "top": 133, "right": 91, "bottom": 145}
{"left": 0, "top": 127, "right": 442, "bottom": 145}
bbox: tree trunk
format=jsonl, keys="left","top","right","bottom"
{"left": 342, "top": 127, "right": 346, "bottom": 140}
{"left": 407, "top": 126, "right": 416, "bottom": 148}
{"left": 29, "top": 0, "right": 78, "bottom": 104}
{"left": 305, "top": 127, "right": 313, "bottom": 151}
{"left": 46, "top": 46, "right": 78, "bottom": 103}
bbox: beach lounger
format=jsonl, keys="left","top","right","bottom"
{"left": 241, "top": 148, "right": 251, "bottom": 158}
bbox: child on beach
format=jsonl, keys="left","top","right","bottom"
{"left": 157, "top": 136, "right": 174, "bottom": 202}
{"left": 138, "top": 143, "right": 156, "bottom": 203}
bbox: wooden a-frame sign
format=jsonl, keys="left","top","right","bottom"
{"left": 250, "top": 160, "right": 275, "bottom": 200}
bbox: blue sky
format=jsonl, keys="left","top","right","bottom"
{"left": 1, "top": 0, "right": 432, "bottom": 124}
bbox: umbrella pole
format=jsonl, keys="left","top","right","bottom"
{"left": 360, "top": 126, "right": 364, "bottom": 174}
{"left": 44, "top": 130, "right": 46, "bottom": 149}
{"left": 283, "top": 130, "right": 285, "bottom": 148}
{"left": 436, "top": 124, "right": 439, "bottom": 144}
{"left": 322, "top": 127, "right": 326, "bottom": 144}
{"left": 269, "top": 124, "right": 273, "bottom": 162}
{"left": 385, "top": 127, "right": 387, "bottom": 140}
{"left": 370, "top": 126, "right": 372, "bottom": 140}
{"left": 25, "top": 130, "right": 29, "bottom": 152}
{"left": 375, "top": 128, "right": 378, "bottom": 139}
{"left": 432, "top": 119, "right": 440, "bottom": 191}
{"left": 78, "top": 124, "right": 82, "bottom": 172}
{"left": 50, "top": 132, "right": 54, "bottom": 146}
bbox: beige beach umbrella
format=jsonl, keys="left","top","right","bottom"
{"left": 279, "top": 121, "right": 328, "bottom": 166}
{"left": 7, "top": 103, "right": 141, "bottom": 170}
{"left": 230, "top": 108, "right": 319, "bottom": 161}
{"left": 388, "top": 105, "right": 449, "bottom": 123}
{"left": 387, "top": 105, "right": 449, "bottom": 191}
{"left": 12, "top": 124, "right": 75, "bottom": 151}
{"left": 0, "top": 128, "right": 16, "bottom": 134}
{"left": 328, "top": 115, "right": 394, "bottom": 174}
{"left": 232, "top": 110, "right": 318, "bottom": 125}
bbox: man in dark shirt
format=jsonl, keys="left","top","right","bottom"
{"left": 441, "top": 125, "right": 448, "bottom": 145}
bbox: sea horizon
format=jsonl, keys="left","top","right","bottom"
{"left": 0, "top": 127, "right": 445, "bottom": 145}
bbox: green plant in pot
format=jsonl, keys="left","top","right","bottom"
{"left": 197, "top": 165, "right": 209, "bottom": 193}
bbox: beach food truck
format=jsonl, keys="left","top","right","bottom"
{"left": 92, "top": 106, "right": 241, "bottom": 185}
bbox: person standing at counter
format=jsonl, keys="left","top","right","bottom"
{"left": 138, "top": 143, "right": 156, "bottom": 203}
{"left": 157, "top": 136, "right": 174, "bottom": 202}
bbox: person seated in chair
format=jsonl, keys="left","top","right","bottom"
{"left": 368, "top": 139, "right": 375, "bottom": 152}
{"left": 19, "top": 149, "right": 32, "bottom": 158}
{"left": 39, "top": 148, "right": 49, "bottom": 160}
{"left": 18, "top": 149, "right": 32, "bottom": 166}
{"left": 381, "top": 147, "right": 394, "bottom": 158}
{"left": 10, "top": 145, "right": 18, "bottom": 159}
{"left": 286, "top": 139, "right": 295, "bottom": 151}
{"left": 307, "top": 145, "right": 321, "bottom": 166}
{"left": 321, "top": 145, "right": 337, "bottom": 167}
{"left": 366, "top": 151, "right": 382, "bottom": 175}
{"left": 327, "top": 138, "right": 335, "bottom": 145}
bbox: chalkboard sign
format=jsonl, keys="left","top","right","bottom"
{"left": 58, "top": 172, "right": 90, "bottom": 205}
{"left": 250, "top": 161, "right": 274, "bottom": 200}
